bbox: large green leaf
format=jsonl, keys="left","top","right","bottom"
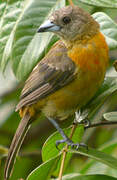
{"left": 41, "top": 125, "right": 84, "bottom": 177}
{"left": 13, "top": 10, "right": 117, "bottom": 80}
{"left": 81, "top": 76, "right": 117, "bottom": 125}
{"left": 82, "top": 76, "right": 117, "bottom": 141}
{"left": 78, "top": 0, "right": 117, "bottom": 8}
{"left": 11, "top": 0, "right": 65, "bottom": 80}
{"left": 1, "top": 1, "right": 117, "bottom": 80}
{"left": 60, "top": 174, "right": 117, "bottom": 180}
{"left": 0, "top": 0, "right": 24, "bottom": 69}
{"left": 0, "top": 0, "right": 65, "bottom": 80}
{"left": 42, "top": 125, "right": 84, "bottom": 162}
{"left": 91, "top": 77, "right": 117, "bottom": 112}
{"left": 93, "top": 12, "right": 117, "bottom": 50}
{"left": 42, "top": 123, "right": 117, "bottom": 170}
{"left": 27, "top": 125, "right": 84, "bottom": 180}
{"left": 70, "top": 147, "right": 117, "bottom": 170}
{"left": 26, "top": 155, "right": 60, "bottom": 180}
{"left": 80, "top": 140, "right": 117, "bottom": 178}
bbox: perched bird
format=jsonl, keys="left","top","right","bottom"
{"left": 4, "top": 4, "right": 109, "bottom": 180}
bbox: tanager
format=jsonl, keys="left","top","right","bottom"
{"left": 4, "top": 4, "right": 109, "bottom": 180}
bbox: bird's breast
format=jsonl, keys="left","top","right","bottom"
{"left": 67, "top": 32, "right": 108, "bottom": 72}
{"left": 35, "top": 32, "right": 109, "bottom": 120}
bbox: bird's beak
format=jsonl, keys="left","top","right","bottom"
{"left": 37, "top": 20, "right": 61, "bottom": 33}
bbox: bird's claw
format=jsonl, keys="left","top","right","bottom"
{"left": 56, "top": 138, "right": 88, "bottom": 151}
{"left": 56, "top": 139, "right": 66, "bottom": 150}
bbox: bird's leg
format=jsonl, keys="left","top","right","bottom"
{"left": 47, "top": 117, "right": 87, "bottom": 150}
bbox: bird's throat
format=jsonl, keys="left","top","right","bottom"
{"left": 67, "top": 32, "right": 109, "bottom": 71}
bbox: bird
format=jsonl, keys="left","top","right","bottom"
{"left": 4, "top": 4, "right": 109, "bottom": 180}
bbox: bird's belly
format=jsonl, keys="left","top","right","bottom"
{"left": 38, "top": 70, "right": 105, "bottom": 120}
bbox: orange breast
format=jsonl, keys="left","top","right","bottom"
{"left": 35, "top": 32, "right": 109, "bottom": 120}
{"left": 68, "top": 32, "right": 108, "bottom": 72}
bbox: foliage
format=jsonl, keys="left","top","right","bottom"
{"left": 0, "top": 0, "right": 117, "bottom": 180}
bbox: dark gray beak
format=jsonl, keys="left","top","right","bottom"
{"left": 37, "top": 20, "right": 61, "bottom": 33}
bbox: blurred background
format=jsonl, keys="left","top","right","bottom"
{"left": 0, "top": 0, "right": 117, "bottom": 179}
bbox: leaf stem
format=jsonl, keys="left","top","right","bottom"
{"left": 58, "top": 124, "right": 77, "bottom": 180}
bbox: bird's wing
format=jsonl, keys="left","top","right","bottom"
{"left": 16, "top": 40, "right": 77, "bottom": 111}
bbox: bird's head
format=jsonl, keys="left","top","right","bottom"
{"left": 38, "top": 5, "right": 99, "bottom": 43}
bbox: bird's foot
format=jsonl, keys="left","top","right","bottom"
{"left": 56, "top": 138, "right": 87, "bottom": 150}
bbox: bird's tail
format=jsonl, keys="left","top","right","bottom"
{"left": 4, "top": 112, "right": 31, "bottom": 180}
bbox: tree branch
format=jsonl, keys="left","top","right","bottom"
{"left": 85, "top": 120, "right": 117, "bottom": 129}
{"left": 58, "top": 124, "right": 77, "bottom": 180}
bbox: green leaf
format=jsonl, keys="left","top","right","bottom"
{"left": 80, "top": 140, "right": 117, "bottom": 177}
{"left": 27, "top": 125, "right": 84, "bottom": 179}
{"left": 103, "top": 112, "right": 117, "bottom": 121}
{"left": 53, "top": 153, "right": 73, "bottom": 177}
{"left": 26, "top": 155, "right": 60, "bottom": 180}
{"left": 101, "top": 140, "right": 117, "bottom": 154}
{"left": 84, "top": 77, "right": 117, "bottom": 121}
{"left": 42, "top": 125, "right": 84, "bottom": 162}
{"left": 0, "top": 0, "right": 65, "bottom": 80}
{"left": 1, "top": 31, "right": 15, "bottom": 72}
{"left": 93, "top": 12, "right": 117, "bottom": 50}
{"left": 0, "top": 0, "right": 24, "bottom": 70}
{"left": 0, "top": 2, "right": 6, "bottom": 22}
{"left": 1, "top": 1, "right": 117, "bottom": 80}
{"left": 78, "top": 0, "right": 117, "bottom": 8}
{"left": 80, "top": 76, "right": 117, "bottom": 142}
{"left": 60, "top": 174, "right": 117, "bottom": 180}
{"left": 0, "top": 145, "right": 8, "bottom": 159}
{"left": 11, "top": 0, "right": 65, "bottom": 81}
{"left": 70, "top": 147, "right": 117, "bottom": 170}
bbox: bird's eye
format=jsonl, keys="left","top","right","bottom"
{"left": 62, "top": 16, "right": 71, "bottom": 24}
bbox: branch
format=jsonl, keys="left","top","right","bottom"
{"left": 85, "top": 120, "right": 117, "bottom": 129}
{"left": 58, "top": 119, "right": 117, "bottom": 179}
{"left": 58, "top": 124, "right": 77, "bottom": 180}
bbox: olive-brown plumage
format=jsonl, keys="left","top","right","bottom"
{"left": 4, "top": 5, "right": 108, "bottom": 180}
